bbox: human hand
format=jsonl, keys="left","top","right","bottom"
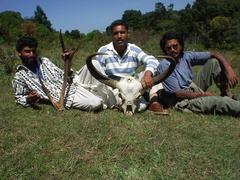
{"left": 142, "top": 70, "right": 153, "bottom": 88}
{"left": 226, "top": 67, "right": 238, "bottom": 88}
{"left": 26, "top": 90, "right": 41, "bottom": 104}
{"left": 61, "top": 49, "right": 73, "bottom": 61}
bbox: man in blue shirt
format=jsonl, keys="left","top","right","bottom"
{"left": 157, "top": 31, "right": 240, "bottom": 117}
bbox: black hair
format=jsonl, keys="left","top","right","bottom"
{"left": 160, "top": 32, "right": 184, "bottom": 54}
{"left": 110, "top": 19, "right": 128, "bottom": 33}
{"left": 16, "top": 36, "right": 38, "bottom": 53}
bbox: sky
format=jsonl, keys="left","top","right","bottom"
{"left": 0, "top": 0, "right": 195, "bottom": 34}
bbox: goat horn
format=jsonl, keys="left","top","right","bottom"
{"left": 58, "top": 30, "right": 78, "bottom": 111}
{"left": 152, "top": 55, "right": 176, "bottom": 85}
{"left": 39, "top": 77, "right": 64, "bottom": 111}
{"left": 59, "top": 29, "right": 66, "bottom": 52}
{"left": 38, "top": 30, "right": 78, "bottom": 111}
{"left": 86, "top": 53, "right": 117, "bottom": 89}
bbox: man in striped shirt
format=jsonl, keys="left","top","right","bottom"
{"left": 13, "top": 36, "right": 104, "bottom": 111}
{"left": 94, "top": 19, "right": 168, "bottom": 114}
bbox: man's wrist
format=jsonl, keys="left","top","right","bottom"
{"left": 144, "top": 70, "right": 153, "bottom": 77}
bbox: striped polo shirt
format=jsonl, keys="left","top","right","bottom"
{"left": 96, "top": 42, "right": 159, "bottom": 79}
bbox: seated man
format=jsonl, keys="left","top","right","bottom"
{"left": 12, "top": 36, "right": 104, "bottom": 111}
{"left": 157, "top": 31, "right": 240, "bottom": 117}
{"left": 77, "top": 19, "right": 166, "bottom": 114}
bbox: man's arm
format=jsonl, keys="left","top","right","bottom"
{"left": 175, "top": 89, "right": 213, "bottom": 99}
{"left": 12, "top": 71, "right": 41, "bottom": 107}
{"left": 211, "top": 51, "right": 238, "bottom": 88}
{"left": 26, "top": 90, "right": 41, "bottom": 104}
{"left": 12, "top": 79, "right": 33, "bottom": 107}
{"left": 134, "top": 45, "right": 159, "bottom": 88}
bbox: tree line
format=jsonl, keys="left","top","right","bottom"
{"left": 120, "top": 0, "right": 240, "bottom": 49}
{"left": 1, "top": 0, "right": 240, "bottom": 49}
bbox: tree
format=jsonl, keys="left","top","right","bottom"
{"left": 167, "top": 4, "right": 174, "bottom": 11}
{"left": 209, "top": 16, "right": 231, "bottom": 46}
{"left": 142, "top": 12, "right": 155, "bottom": 31}
{"left": 34, "top": 5, "right": 52, "bottom": 31}
{"left": 65, "top": 30, "right": 71, "bottom": 36}
{"left": 177, "top": 4, "right": 194, "bottom": 37}
{"left": 122, "top": 10, "right": 143, "bottom": 30}
{"left": 34, "top": 23, "right": 53, "bottom": 40}
{"left": 0, "top": 11, "right": 23, "bottom": 41}
{"left": 86, "top": 30, "right": 103, "bottom": 41}
{"left": 155, "top": 2, "right": 166, "bottom": 16}
{"left": 70, "top": 29, "right": 81, "bottom": 39}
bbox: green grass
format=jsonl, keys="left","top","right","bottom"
{"left": 0, "top": 44, "right": 240, "bottom": 179}
{"left": 0, "top": 74, "right": 240, "bottom": 179}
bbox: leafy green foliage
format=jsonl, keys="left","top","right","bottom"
{"left": 0, "top": 45, "right": 18, "bottom": 75}
{"left": 121, "top": 1, "right": 240, "bottom": 49}
{"left": 1, "top": 1, "right": 240, "bottom": 49}
{"left": 0, "top": 11, "right": 23, "bottom": 41}
{"left": 178, "top": 0, "right": 240, "bottom": 48}
{"left": 209, "top": 16, "right": 231, "bottom": 48}
{"left": 81, "top": 30, "right": 109, "bottom": 53}
{"left": 122, "top": 10, "right": 143, "bottom": 30}
{"left": 33, "top": 5, "right": 52, "bottom": 31}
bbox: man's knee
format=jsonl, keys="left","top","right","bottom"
{"left": 205, "top": 59, "right": 221, "bottom": 73}
{"left": 86, "top": 97, "right": 103, "bottom": 111}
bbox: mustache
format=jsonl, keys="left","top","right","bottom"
{"left": 114, "top": 40, "right": 128, "bottom": 45}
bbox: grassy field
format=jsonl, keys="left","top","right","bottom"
{"left": 0, "top": 48, "right": 240, "bottom": 179}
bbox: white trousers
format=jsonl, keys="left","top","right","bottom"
{"left": 74, "top": 60, "right": 164, "bottom": 112}
{"left": 70, "top": 82, "right": 103, "bottom": 111}
{"left": 74, "top": 60, "right": 118, "bottom": 109}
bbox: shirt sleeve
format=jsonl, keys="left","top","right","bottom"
{"left": 12, "top": 74, "right": 30, "bottom": 107}
{"left": 133, "top": 45, "right": 159, "bottom": 75}
{"left": 187, "top": 51, "right": 211, "bottom": 66}
{"left": 157, "top": 60, "right": 181, "bottom": 93}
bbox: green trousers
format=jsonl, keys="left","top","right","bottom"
{"left": 161, "top": 59, "right": 240, "bottom": 117}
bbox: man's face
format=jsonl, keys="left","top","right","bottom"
{"left": 112, "top": 25, "right": 128, "bottom": 51}
{"left": 164, "top": 39, "right": 182, "bottom": 60}
{"left": 19, "top": 46, "right": 37, "bottom": 65}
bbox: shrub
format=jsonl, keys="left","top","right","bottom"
{"left": 0, "top": 46, "right": 18, "bottom": 75}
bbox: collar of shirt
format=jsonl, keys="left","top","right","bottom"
{"left": 16, "top": 58, "right": 43, "bottom": 79}
{"left": 107, "top": 42, "right": 130, "bottom": 59}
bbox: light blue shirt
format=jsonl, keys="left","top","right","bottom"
{"left": 96, "top": 42, "right": 159, "bottom": 79}
{"left": 158, "top": 51, "right": 211, "bottom": 93}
